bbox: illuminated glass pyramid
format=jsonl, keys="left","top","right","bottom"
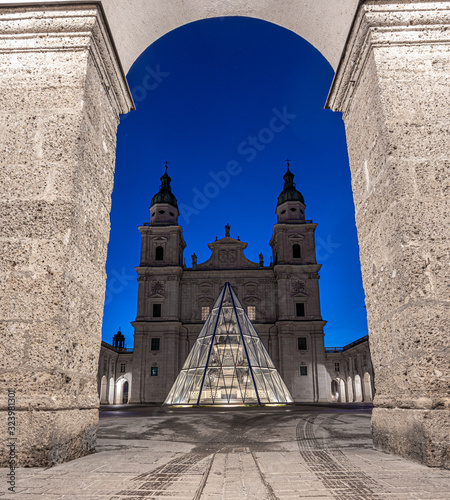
{"left": 164, "top": 282, "right": 294, "bottom": 406}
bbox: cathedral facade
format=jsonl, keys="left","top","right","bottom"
{"left": 98, "top": 163, "right": 374, "bottom": 404}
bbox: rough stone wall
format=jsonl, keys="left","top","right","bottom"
{"left": 327, "top": 1, "right": 450, "bottom": 468}
{"left": 0, "top": 5, "right": 132, "bottom": 466}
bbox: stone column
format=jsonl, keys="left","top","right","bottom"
{"left": 0, "top": 4, "right": 133, "bottom": 466}
{"left": 327, "top": 1, "right": 450, "bottom": 468}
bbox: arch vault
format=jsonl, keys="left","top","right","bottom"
{"left": 0, "top": 0, "right": 448, "bottom": 469}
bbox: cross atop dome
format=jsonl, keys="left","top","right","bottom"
{"left": 276, "top": 158, "right": 305, "bottom": 212}
{"left": 150, "top": 161, "right": 178, "bottom": 210}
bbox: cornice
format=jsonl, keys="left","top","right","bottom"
{"left": 327, "top": 0, "right": 450, "bottom": 114}
{"left": 0, "top": 3, "right": 134, "bottom": 115}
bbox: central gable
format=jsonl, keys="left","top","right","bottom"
{"left": 197, "top": 236, "right": 259, "bottom": 270}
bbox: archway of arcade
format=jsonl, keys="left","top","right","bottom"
{"left": 0, "top": 1, "right": 448, "bottom": 470}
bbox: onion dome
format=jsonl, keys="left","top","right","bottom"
{"left": 277, "top": 160, "right": 305, "bottom": 206}
{"left": 150, "top": 163, "right": 178, "bottom": 209}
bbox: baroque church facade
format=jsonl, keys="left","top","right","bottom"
{"left": 98, "top": 163, "right": 374, "bottom": 404}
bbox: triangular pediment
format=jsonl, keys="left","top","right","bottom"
{"left": 164, "top": 283, "right": 293, "bottom": 406}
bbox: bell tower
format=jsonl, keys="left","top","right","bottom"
{"left": 130, "top": 162, "right": 186, "bottom": 403}
{"left": 270, "top": 160, "right": 313, "bottom": 266}
{"left": 269, "top": 160, "right": 327, "bottom": 402}
{"left": 139, "top": 163, "right": 186, "bottom": 267}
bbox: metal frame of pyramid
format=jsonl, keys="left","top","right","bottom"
{"left": 164, "top": 282, "right": 294, "bottom": 406}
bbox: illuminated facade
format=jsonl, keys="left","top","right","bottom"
{"left": 96, "top": 162, "right": 374, "bottom": 405}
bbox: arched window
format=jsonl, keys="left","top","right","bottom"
{"left": 155, "top": 246, "right": 164, "bottom": 261}
{"left": 293, "top": 244, "right": 301, "bottom": 259}
{"left": 122, "top": 381, "right": 129, "bottom": 404}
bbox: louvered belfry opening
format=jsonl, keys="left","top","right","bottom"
{"left": 164, "top": 282, "right": 294, "bottom": 406}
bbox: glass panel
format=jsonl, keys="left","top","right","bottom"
{"left": 164, "top": 282, "right": 294, "bottom": 406}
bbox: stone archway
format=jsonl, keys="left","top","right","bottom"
{"left": 0, "top": 1, "right": 448, "bottom": 468}
{"left": 354, "top": 375, "right": 363, "bottom": 403}
{"left": 339, "top": 378, "right": 347, "bottom": 403}
{"left": 108, "top": 378, "right": 115, "bottom": 405}
{"left": 100, "top": 376, "right": 108, "bottom": 404}
{"left": 364, "top": 372, "right": 373, "bottom": 402}
{"left": 331, "top": 379, "right": 339, "bottom": 402}
{"left": 347, "top": 377, "right": 354, "bottom": 403}
{"left": 114, "top": 375, "right": 131, "bottom": 404}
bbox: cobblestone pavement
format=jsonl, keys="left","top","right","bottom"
{"left": 1, "top": 404, "right": 449, "bottom": 499}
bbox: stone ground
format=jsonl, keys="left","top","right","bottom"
{"left": 1, "top": 403, "right": 449, "bottom": 499}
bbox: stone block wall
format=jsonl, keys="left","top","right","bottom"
{"left": 0, "top": 5, "right": 132, "bottom": 466}
{"left": 328, "top": 1, "right": 450, "bottom": 468}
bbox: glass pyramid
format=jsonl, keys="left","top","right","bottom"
{"left": 164, "top": 282, "right": 294, "bottom": 406}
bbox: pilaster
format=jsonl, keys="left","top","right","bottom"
{"left": 327, "top": 0, "right": 450, "bottom": 468}
{"left": 0, "top": 4, "right": 133, "bottom": 466}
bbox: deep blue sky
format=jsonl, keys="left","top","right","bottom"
{"left": 102, "top": 17, "right": 368, "bottom": 348}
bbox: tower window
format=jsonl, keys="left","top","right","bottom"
{"left": 335, "top": 362, "right": 340, "bottom": 372}
{"left": 247, "top": 306, "right": 256, "bottom": 320}
{"left": 298, "top": 337, "right": 307, "bottom": 350}
{"left": 151, "top": 367, "right": 158, "bottom": 376}
{"left": 155, "top": 246, "right": 164, "bottom": 260}
{"left": 290, "top": 208, "right": 297, "bottom": 212}
{"left": 153, "top": 304, "right": 161, "bottom": 318}
{"left": 281, "top": 210, "right": 286, "bottom": 214}
{"left": 293, "top": 244, "right": 301, "bottom": 259}
{"left": 201, "top": 307, "right": 210, "bottom": 320}
{"left": 151, "top": 338, "right": 160, "bottom": 351}
{"left": 296, "top": 303, "right": 305, "bottom": 317}
{"left": 120, "top": 363, "right": 126, "bottom": 373}
{"left": 169, "top": 212, "right": 175, "bottom": 216}
{"left": 158, "top": 210, "right": 165, "bottom": 214}
{"left": 300, "top": 366, "right": 308, "bottom": 376}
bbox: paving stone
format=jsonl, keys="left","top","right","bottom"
{"left": 1, "top": 405, "right": 449, "bottom": 499}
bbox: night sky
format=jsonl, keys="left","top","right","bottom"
{"left": 102, "top": 17, "right": 368, "bottom": 348}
